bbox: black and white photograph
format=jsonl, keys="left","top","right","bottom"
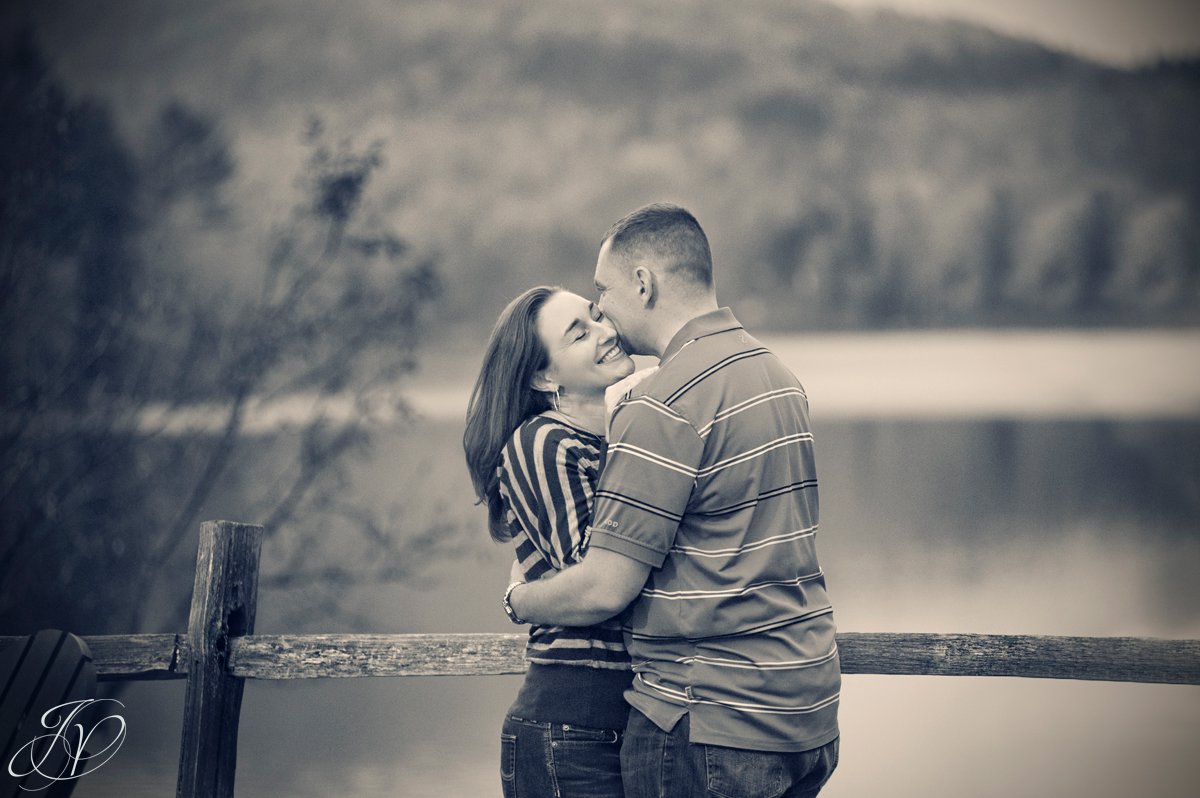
{"left": 2, "top": 1, "right": 1199, "bottom": 796}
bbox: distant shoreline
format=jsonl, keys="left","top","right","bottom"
{"left": 84, "top": 329, "right": 1198, "bottom": 435}
{"left": 406, "top": 328, "right": 1200, "bottom": 423}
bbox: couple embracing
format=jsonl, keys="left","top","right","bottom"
{"left": 464, "top": 203, "right": 841, "bottom": 798}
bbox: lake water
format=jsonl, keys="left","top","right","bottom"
{"left": 74, "top": 331, "right": 1200, "bottom": 798}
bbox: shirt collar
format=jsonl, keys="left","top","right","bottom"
{"left": 660, "top": 307, "right": 743, "bottom": 362}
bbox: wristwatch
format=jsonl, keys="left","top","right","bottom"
{"left": 502, "top": 581, "right": 526, "bottom": 624}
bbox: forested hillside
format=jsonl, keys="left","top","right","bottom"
{"left": 7, "top": 0, "right": 1199, "bottom": 328}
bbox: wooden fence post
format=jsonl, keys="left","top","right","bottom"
{"left": 176, "top": 521, "right": 263, "bottom": 798}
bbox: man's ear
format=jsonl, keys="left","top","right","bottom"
{"left": 633, "top": 266, "right": 656, "bottom": 308}
{"left": 531, "top": 370, "right": 557, "bottom": 393}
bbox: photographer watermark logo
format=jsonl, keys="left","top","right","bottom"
{"left": 6, "top": 698, "right": 126, "bottom": 791}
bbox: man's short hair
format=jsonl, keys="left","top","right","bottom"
{"left": 602, "top": 203, "right": 713, "bottom": 288}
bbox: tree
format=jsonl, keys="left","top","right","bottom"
{"left": 1108, "top": 196, "right": 1199, "bottom": 317}
{"left": 1011, "top": 187, "right": 1118, "bottom": 321}
{"left": 0, "top": 35, "right": 453, "bottom": 639}
{"left": 0, "top": 32, "right": 145, "bottom": 631}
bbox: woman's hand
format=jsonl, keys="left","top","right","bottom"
{"left": 510, "top": 558, "right": 525, "bottom": 585}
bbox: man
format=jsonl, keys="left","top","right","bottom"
{"left": 506, "top": 203, "right": 840, "bottom": 797}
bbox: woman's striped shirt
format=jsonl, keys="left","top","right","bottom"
{"left": 497, "top": 413, "right": 630, "bottom": 671}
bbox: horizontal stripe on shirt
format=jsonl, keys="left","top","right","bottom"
{"left": 593, "top": 489, "right": 685, "bottom": 522}
{"left": 672, "top": 642, "right": 839, "bottom": 671}
{"left": 696, "top": 432, "right": 814, "bottom": 478}
{"left": 695, "top": 479, "right": 818, "bottom": 517}
{"left": 607, "top": 440, "right": 699, "bottom": 477}
{"left": 637, "top": 673, "right": 842, "bottom": 715}
{"left": 529, "top": 623, "right": 625, "bottom": 647}
{"left": 665, "top": 347, "right": 771, "bottom": 406}
{"left": 639, "top": 570, "right": 825, "bottom": 600}
{"left": 697, "top": 387, "right": 808, "bottom": 438}
{"left": 670, "top": 525, "right": 817, "bottom": 557}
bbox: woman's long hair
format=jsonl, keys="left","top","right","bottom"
{"left": 464, "top": 285, "right": 559, "bottom": 541}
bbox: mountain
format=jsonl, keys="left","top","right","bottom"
{"left": 7, "top": 0, "right": 1199, "bottom": 329}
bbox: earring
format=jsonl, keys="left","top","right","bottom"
{"left": 552, "top": 387, "right": 561, "bottom": 412}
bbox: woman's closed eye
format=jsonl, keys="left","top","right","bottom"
{"left": 576, "top": 317, "right": 607, "bottom": 342}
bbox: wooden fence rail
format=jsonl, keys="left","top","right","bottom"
{"left": 3, "top": 631, "right": 1198, "bottom": 685}
{"left": 3, "top": 520, "right": 1196, "bottom": 797}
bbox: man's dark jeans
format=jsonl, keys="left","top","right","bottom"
{"left": 501, "top": 714, "right": 625, "bottom": 797}
{"left": 620, "top": 709, "right": 839, "bottom": 798}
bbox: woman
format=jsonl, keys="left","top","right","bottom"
{"left": 464, "top": 286, "right": 640, "bottom": 798}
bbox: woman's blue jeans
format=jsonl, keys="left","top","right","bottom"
{"left": 501, "top": 714, "right": 625, "bottom": 798}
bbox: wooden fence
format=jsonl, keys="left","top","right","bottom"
{"left": 3, "top": 520, "right": 1199, "bottom": 797}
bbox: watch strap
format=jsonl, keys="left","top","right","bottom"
{"left": 502, "top": 580, "right": 526, "bottom": 624}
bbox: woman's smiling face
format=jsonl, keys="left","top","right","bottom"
{"left": 535, "top": 290, "right": 635, "bottom": 396}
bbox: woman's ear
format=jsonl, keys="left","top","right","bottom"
{"left": 531, "top": 370, "right": 557, "bottom": 393}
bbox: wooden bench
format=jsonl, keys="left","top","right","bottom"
{"left": 0, "top": 630, "right": 98, "bottom": 797}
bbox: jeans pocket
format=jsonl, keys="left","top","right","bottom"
{"left": 704, "top": 744, "right": 788, "bottom": 798}
{"left": 500, "top": 732, "right": 518, "bottom": 783}
{"left": 551, "top": 726, "right": 623, "bottom": 797}
{"left": 560, "top": 724, "right": 621, "bottom": 745}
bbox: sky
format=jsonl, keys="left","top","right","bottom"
{"left": 6, "top": 1, "right": 1200, "bottom": 69}
{"left": 828, "top": 0, "right": 1200, "bottom": 65}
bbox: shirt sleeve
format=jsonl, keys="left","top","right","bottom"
{"left": 588, "top": 396, "right": 704, "bottom": 568}
{"left": 499, "top": 424, "right": 597, "bottom": 572}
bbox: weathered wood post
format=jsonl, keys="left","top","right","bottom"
{"left": 176, "top": 521, "right": 263, "bottom": 798}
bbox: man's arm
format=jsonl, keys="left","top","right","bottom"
{"left": 508, "top": 546, "right": 650, "bottom": 627}
{"left": 508, "top": 388, "right": 700, "bottom": 627}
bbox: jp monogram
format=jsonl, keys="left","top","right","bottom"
{"left": 6, "top": 698, "right": 126, "bottom": 790}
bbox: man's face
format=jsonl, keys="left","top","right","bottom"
{"left": 593, "top": 239, "right": 652, "bottom": 356}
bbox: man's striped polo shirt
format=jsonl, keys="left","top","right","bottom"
{"left": 589, "top": 307, "right": 840, "bottom": 753}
